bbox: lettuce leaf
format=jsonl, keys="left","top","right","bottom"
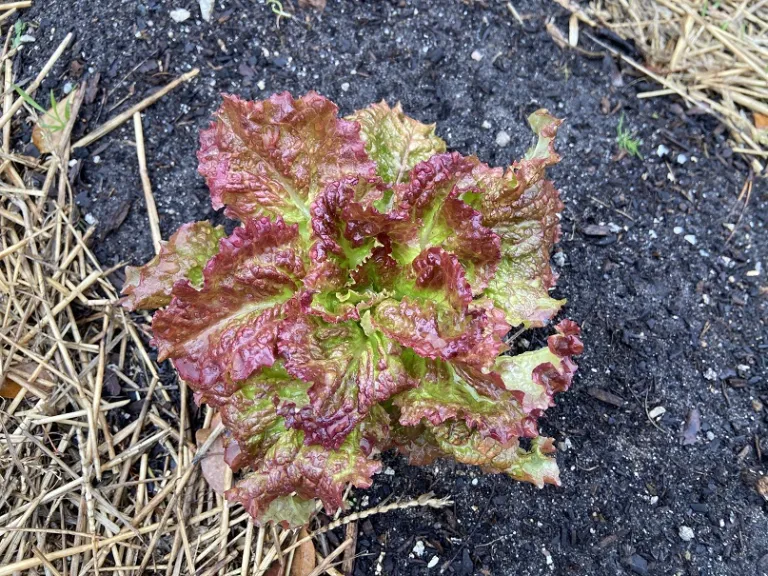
{"left": 123, "top": 93, "right": 581, "bottom": 527}
{"left": 277, "top": 313, "right": 417, "bottom": 448}
{"left": 151, "top": 217, "right": 304, "bottom": 403}
{"left": 198, "top": 92, "right": 375, "bottom": 225}
{"left": 348, "top": 100, "right": 446, "bottom": 184}
{"left": 122, "top": 221, "right": 225, "bottom": 311}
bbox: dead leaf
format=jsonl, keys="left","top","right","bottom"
{"left": 681, "top": 407, "right": 701, "bottom": 446}
{"left": 289, "top": 527, "right": 316, "bottom": 576}
{"left": 587, "top": 387, "right": 625, "bottom": 407}
{"left": 195, "top": 413, "right": 229, "bottom": 495}
{"left": 755, "top": 112, "right": 768, "bottom": 130}
{"left": 0, "top": 377, "right": 22, "bottom": 399}
{"left": 0, "top": 362, "right": 53, "bottom": 398}
{"left": 299, "top": 0, "right": 326, "bottom": 9}
{"left": 32, "top": 91, "right": 75, "bottom": 155}
{"left": 756, "top": 476, "right": 768, "bottom": 501}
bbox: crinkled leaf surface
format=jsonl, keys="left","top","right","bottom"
{"left": 198, "top": 92, "right": 375, "bottom": 225}
{"left": 388, "top": 153, "right": 501, "bottom": 293}
{"left": 226, "top": 411, "right": 388, "bottom": 526}
{"left": 394, "top": 320, "right": 582, "bottom": 447}
{"left": 277, "top": 313, "right": 417, "bottom": 448}
{"left": 122, "top": 221, "right": 225, "bottom": 311}
{"left": 371, "top": 248, "right": 509, "bottom": 370}
{"left": 151, "top": 217, "right": 304, "bottom": 404}
{"left": 348, "top": 100, "right": 446, "bottom": 184}
{"left": 124, "top": 92, "right": 581, "bottom": 527}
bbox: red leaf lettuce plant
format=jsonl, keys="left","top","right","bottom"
{"left": 122, "top": 92, "right": 583, "bottom": 527}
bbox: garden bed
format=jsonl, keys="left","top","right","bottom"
{"left": 6, "top": 0, "right": 768, "bottom": 574}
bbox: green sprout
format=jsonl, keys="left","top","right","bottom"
{"left": 266, "top": 0, "right": 292, "bottom": 26}
{"left": 13, "top": 85, "right": 72, "bottom": 132}
{"left": 616, "top": 113, "right": 643, "bottom": 159}
{"left": 12, "top": 21, "right": 26, "bottom": 50}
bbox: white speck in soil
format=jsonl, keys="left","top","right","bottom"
{"left": 679, "top": 525, "right": 695, "bottom": 541}
{"left": 198, "top": 0, "right": 214, "bottom": 22}
{"left": 706, "top": 431, "right": 715, "bottom": 441}
{"left": 427, "top": 556, "right": 439, "bottom": 569}
{"left": 471, "top": 477, "right": 478, "bottom": 486}
{"left": 84, "top": 213, "right": 96, "bottom": 226}
{"left": 63, "top": 82, "right": 73, "bottom": 95}
{"left": 648, "top": 406, "right": 666, "bottom": 419}
{"left": 684, "top": 234, "right": 697, "bottom": 246}
{"left": 495, "top": 131, "right": 511, "bottom": 147}
{"left": 471, "top": 50, "right": 483, "bottom": 61}
{"left": 93, "top": 155, "right": 101, "bottom": 164}
{"left": 703, "top": 368, "right": 718, "bottom": 381}
{"left": 676, "top": 153, "right": 688, "bottom": 164}
{"left": 170, "top": 8, "right": 191, "bottom": 22}
{"left": 656, "top": 144, "right": 669, "bottom": 157}
{"left": 481, "top": 120, "right": 491, "bottom": 130}
{"left": 412, "top": 541, "right": 425, "bottom": 557}
{"left": 542, "top": 547, "right": 554, "bottom": 569}
{"left": 553, "top": 251, "right": 566, "bottom": 267}
{"left": 341, "top": 82, "right": 350, "bottom": 92}
{"left": 673, "top": 226, "right": 684, "bottom": 235}
{"left": 383, "top": 466, "right": 395, "bottom": 476}
{"left": 257, "top": 80, "right": 266, "bottom": 90}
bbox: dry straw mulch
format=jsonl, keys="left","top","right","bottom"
{"left": 0, "top": 5, "right": 450, "bottom": 576}
{"left": 554, "top": 0, "right": 768, "bottom": 173}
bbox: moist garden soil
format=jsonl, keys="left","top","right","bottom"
{"left": 18, "top": 1, "right": 768, "bottom": 574}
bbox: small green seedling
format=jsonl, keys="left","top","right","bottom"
{"left": 13, "top": 86, "right": 72, "bottom": 132}
{"left": 11, "top": 21, "right": 26, "bottom": 50}
{"left": 616, "top": 113, "right": 643, "bottom": 159}
{"left": 266, "top": 0, "right": 292, "bottom": 25}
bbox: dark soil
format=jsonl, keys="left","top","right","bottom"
{"left": 20, "top": 1, "right": 767, "bottom": 574}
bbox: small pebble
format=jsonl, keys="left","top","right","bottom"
{"left": 676, "top": 153, "right": 687, "bottom": 164}
{"left": 629, "top": 554, "right": 648, "bottom": 576}
{"left": 84, "top": 213, "right": 96, "bottom": 225}
{"left": 753, "top": 399, "right": 764, "bottom": 412}
{"left": 170, "top": 8, "right": 191, "bottom": 22}
{"left": 257, "top": 79, "right": 266, "bottom": 90}
{"left": 683, "top": 234, "right": 697, "bottom": 246}
{"left": 673, "top": 226, "right": 684, "bottom": 235}
{"left": 703, "top": 368, "right": 717, "bottom": 381}
{"left": 412, "top": 541, "right": 425, "bottom": 557}
{"left": 62, "top": 82, "right": 73, "bottom": 95}
{"left": 648, "top": 406, "right": 666, "bottom": 419}
{"left": 427, "top": 556, "right": 439, "bottom": 569}
{"left": 471, "top": 477, "right": 478, "bottom": 486}
{"left": 542, "top": 547, "right": 554, "bottom": 568}
{"left": 706, "top": 431, "right": 715, "bottom": 441}
{"left": 93, "top": 155, "right": 101, "bottom": 164}
{"left": 340, "top": 82, "right": 350, "bottom": 92}
{"left": 656, "top": 144, "right": 669, "bottom": 157}
{"left": 383, "top": 466, "right": 395, "bottom": 476}
{"left": 471, "top": 50, "right": 483, "bottom": 61}
{"left": 481, "top": 120, "right": 492, "bottom": 130}
{"left": 679, "top": 525, "right": 694, "bottom": 542}
{"left": 495, "top": 130, "right": 511, "bottom": 147}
